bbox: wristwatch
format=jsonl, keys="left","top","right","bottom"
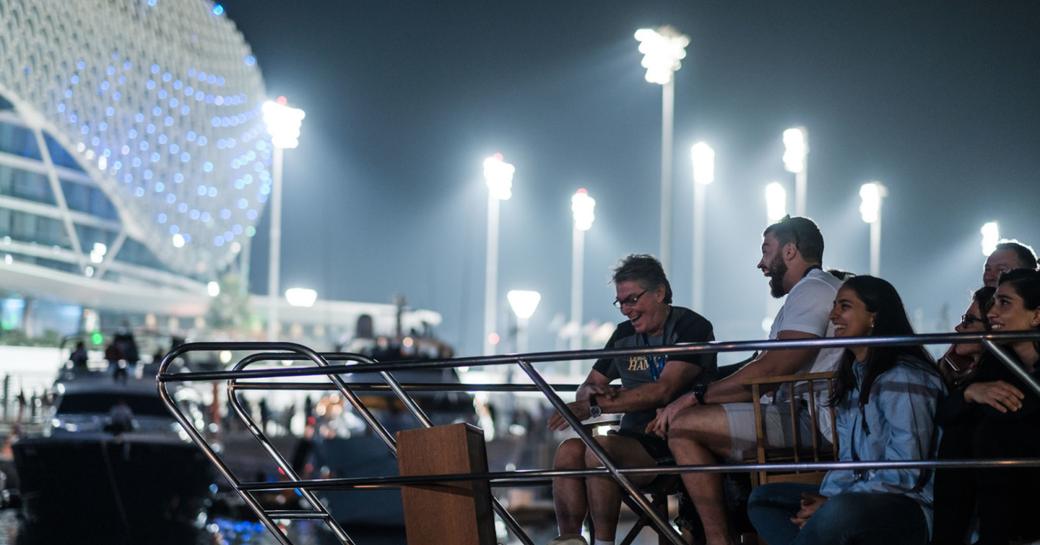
{"left": 588, "top": 394, "right": 602, "bottom": 419}
{"left": 691, "top": 383, "right": 707, "bottom": 405}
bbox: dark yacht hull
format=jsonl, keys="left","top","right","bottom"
{"left": 12, "top": 434, "right": 213, "bottom": 544}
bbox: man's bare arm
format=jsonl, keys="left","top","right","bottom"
{"left": 702, "top": 330, "right": 821, "bottom": 404}
{"left": 595, "top": 359, "right": 703, "bottom": 414}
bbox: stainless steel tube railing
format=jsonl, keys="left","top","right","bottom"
{"left": 157, "top": 331, "right": 1040, "bottom": 545}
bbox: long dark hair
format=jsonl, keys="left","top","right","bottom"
{"left": 828, "top": 276, "right": 936, "bottom": 408}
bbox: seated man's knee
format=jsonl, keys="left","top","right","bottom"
{"left": 555, "top": 437, "right": 588, "bottom": 469}
{"left": 668, "top": 405, "right": 723, "bottom": 445}
{"left": 581, "top": 436, "right": 622, "bottom": 468}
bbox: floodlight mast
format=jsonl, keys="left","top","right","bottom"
{"left": 483, "top": 153, "right": 515, "bottom": 356}
{"left": 262, "top": 98, "right": 305, "bottom": 340}
{"left": 783, "top": 127, "right": 809, "bottom": 216}
{"left": 635, "top": 26, "right": 690, "bottom": 278}
{"left": 690, "top": 142, "right": 714, "bottom": 312}
{"left": 569, "top": 188, "right": 595, "bottom": 375}
{"left": 859, "top": 181, "right": 887, "bottom": 276}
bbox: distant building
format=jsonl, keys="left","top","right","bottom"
{"left": 0, "top": 1, "right": 438, "bottom": 342}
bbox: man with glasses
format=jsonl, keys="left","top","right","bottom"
{"left": 983, "top": 239, "right": 1038, "bottom": 288}
{"left": 648, "top": 215, "right": 843, "bottom": 545}
{"left": 547, "top": 254, "right": 716, "bottom": 545}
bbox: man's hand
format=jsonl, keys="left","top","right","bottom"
{"left": 645, "top": 392, "right": 697, "bottom": 438}
{"left": 548, "top": 400, "right": 592, "bottom": 431}
{"left": 790, "top": 492, "right": 826, "bottom": 528}
{"left": 965, "top": 380, "right": 1025, "bottom": 413}
{"left": 578, "top": 383, "right": 620, "bottom": 402}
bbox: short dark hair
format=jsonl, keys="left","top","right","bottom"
{"left": 612, "top": 254, "right": 672, "bottom": 304}
{"left": 763, "top": 215, "right": 824, "bottom": 264}
{"left": 995, "top": 239, "right": 1038, "bottom": 270}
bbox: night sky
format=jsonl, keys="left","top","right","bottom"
{"left": 221, "top": 0, "right": 1040, "bottom": 357}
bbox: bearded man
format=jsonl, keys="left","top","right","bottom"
{"left": 646, "top": 215, "right": 844, "bottom": 545}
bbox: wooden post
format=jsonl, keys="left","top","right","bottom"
{"left": 397, "top": 423, "right": 495, "bottom": 545}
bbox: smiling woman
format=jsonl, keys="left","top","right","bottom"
{"left": 748, "top": 275, "right": 945, "bottom": 545}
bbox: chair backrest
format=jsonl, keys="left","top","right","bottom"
{"left": 743, "top": 371, "right": 839, "bottom": 486}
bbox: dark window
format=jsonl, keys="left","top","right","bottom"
{"left": 116, "top": 238, "right": 168, "bottom": 271}
{"left": 42, "top": 132, "right": 84, "bottom": 173}
{"left": 57, "top": 392, "right": 169, "bottom": 418}
{"left": 0, "top": 122, "right": 41, "bottom": 160}
{"left": 0, "top": 165, "right": 55, "bottom": 204}
{"left": 61, "top": 180, "right": 118, "bottom": 220}
{"left": 0, "top": 209, "right": 71, "bottom": 248}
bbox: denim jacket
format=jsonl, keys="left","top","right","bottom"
{"left": 819, "top": 357, "right": 945, "bottom": 536}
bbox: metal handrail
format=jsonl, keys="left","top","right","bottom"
{"left": 156, "top": 331, "right": 1040, "bottom": 545}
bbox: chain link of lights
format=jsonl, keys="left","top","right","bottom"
{"left": 0, "top": 0, "right": 269, "bottom": 276}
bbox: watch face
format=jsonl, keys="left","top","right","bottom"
{"left": 589, "top": 405, "right": 602, "bottom": 419}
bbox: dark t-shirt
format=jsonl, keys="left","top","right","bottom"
{"left": 592, "top": 306, "right": 716, "bottom": 432}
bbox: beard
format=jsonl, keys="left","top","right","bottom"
{"left": 767, "top": 254, "right": 788, "bottom": 298}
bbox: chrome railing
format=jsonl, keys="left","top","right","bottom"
{"left": 156, "top": 331, "right": 1040, "bottom": 545}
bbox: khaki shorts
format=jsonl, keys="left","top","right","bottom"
{"left": 721, "top": 401, "right": 823, "bottom": 461}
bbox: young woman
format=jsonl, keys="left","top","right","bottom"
{"left": 938, "top": 286, "right": 996, "bottom": 387}
{"left": 747, "top": 276, "right": 945, "bottom": 545}
{"left": 932, "top": 269, "right": 1040, "bottom": 545}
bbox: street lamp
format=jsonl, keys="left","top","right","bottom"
{"left": 636, "top": 26, "right": 690, "bottom": 277}
{"left": 262, "top": 97, "right": 305, "bottom": 340}
{"left": 980, "top": 221, "right": 1000, "bottom": 256}
{"left": 782, "top": 127, "right": 809, "bottom": 216}
{"left": 570, "top": 188, "right": 595, "bottom": 375}
{"left": 765, "top": 181, "right": 787, "bottom": 222}
{"left": 285, "top": 287, "right": 318, "bottom": 308}
{"left": 483, "top": 153, "right": 514, "bottom": 356}
{"left": 859, "top": 182, "right": 887, "bottom": 276}
{"left": 690, "top": 142, "right": 714, "bottom": 312}
{"left": 507, "top": 289, "right": 541, "bottom": 354}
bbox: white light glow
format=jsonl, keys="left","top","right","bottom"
{"left": 571, "top": 188, "right": 596, "bottom": 231}
{"left": 765, "top": 182, "right": 787, "bottom": 221}
{"left": 981, "top": 221, "right": 1000, "bottom": 256}
{"left": 89, "top": 242, "right": 107, "bottom": 264}
{"left": 219, "top": 350, "right": 233, "bottom": 364}
{"left": 507, "top": 290, "right": 542, "bottom": 320}
{"left": 171, "top": 233, "right": 186, "bottom": 248}
{"left": 782, "top": 127, "right": 808, "bottom": 174}
{"left": 690, "top": 142, "right": 715, "bottom": 185}
{"left": 858, "top": 182, "right": 886, "bottom": 224}
{"left": 634, "top": 26, "right": 690, "bottom": 85}
{"left": 483, "top": 153, "right": 514, "bottom": 201}
{"left": 207, "top": 280, "right": 220, "bottom": 297}
{"left": 285, "top": 287, "right": 317, "bottom": 307}
{"left": 263, "top": 99, "right": 306, "bottom": 150}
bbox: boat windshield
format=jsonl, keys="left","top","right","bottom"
{"left": 56, "top": 393, "right": 170, "bottom": 418}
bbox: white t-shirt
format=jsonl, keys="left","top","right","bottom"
{"left": 768, "top": 268, "right": 844, "bottom": 439}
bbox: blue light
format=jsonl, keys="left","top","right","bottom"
{"left": 237, "top": 198, "right": 247, "bottom": 209}
{"left": 134, "top": 187, "right": 145, "bottom": 197}
{"left": 147, "top": 0, "right": 157, "bottom": 6}
{"left": 151, "top": 64, "right": 160, "bottom": 74}
{"left": 70, "top": 75, "right": 79, "bottom": 85}
{"left": 158, "top": 134, "right": 168, "bottom": 144}
{"left": 162, "top": 72, "right": 172, "bottom": 82}
{"left": 146, "top": 80, "right": 156, "bottom": 90}
{"left": 105, "top": 106, "right": 114, "bottom": 116}
{"left": 197, "top": 186, "right": 208, "bottom": 196}
{"left": 201, "top": 212, "right": 212, "bottom": 222}
{"left": 169, "top": 225, "right": 179, "bottom": 235}
{"left": 173, "top": 173, "right": 184, "bottom": 183}
{"left": 157, "top": 213, "right": 167, "bottom": 223}
{"left": 186, "top": 131, "right": 197, "bottom": 141}
{"left": 169, "top": 143, "right": 179, "bottom": 153}
{"left": 208, "top": 187, "right": 218, "bottom": 197}
{"left": 212, "top": 4, "right": 224, "bottom": 16}
{"left": 134, "top": 112, "right": 145, "bottom": 123}
{"left": 166, "top": 193, "right": 176, "bottom": 203}
{"left": 202, "top": 161, "right": 213, "bottom": 173}
{"left": 106, "top": 65, "right": 116, "bottom": 76}
{"left": 173, "top": 80, "right": 183, "bottom": 89}
{"left": 158, "top": 89, "right": 168, "bottom": 99}
{"left": 244, "top": 55, "right": 256, "bottom": 66}
{"left": 190, "top": 209, "right": 200, "bottom": 220}
{"left": 177, "top": 203, "right": 188, "bottom": 213}
{"left": 155, "top": 182, "right": 165, "bottom": 192}
{"left": 220, "top": 209, "right": 231, "bottom": 219}
{"left": 150, "top": 152, "right": 160, "bottom": 162}
{"left": 76, "top": 60, "right": 86, "bottom": 70}
{"left": 152, "top": 106, "right": 162, "bottom": 116}
{"left": 197, "top": 136, "right": 208, "bottom": 146}
{"left": 57, "top": 103, "right": 66, "bottom": 113}
{"left": 180, "top": 152, "right": 191, "bottom": 163}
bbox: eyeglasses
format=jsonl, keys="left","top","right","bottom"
{"left": 959, "top": 314, "right": 986, "bottom": 328}
{"left": 613, "top": 289, "right": 648, "bottom": 310}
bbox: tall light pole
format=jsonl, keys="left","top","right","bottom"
{"left": 980, "top": 221, "right": 1000, "bottom": 256}
{"left": 262, "top": 97, "right": 305, "bottom": 341}
{"left": 570, "top": 188, "right": 595, "bottom": 376}
{"left": 690, "top": 142, "right": 714, "bottom": 312}
{"left": 507, "top": 290, "right": 541, "bottom": 354}
{"left": 636, "top": 26, "right": 690, "bottom": 277}
{"left": 483, "top": 153, "right": 514, "bottom": 356}
{"left": 782, "top": 127, "right": 809, "bottom": 217}
{"left": 859, "top": 181, "right": 887, "bottom": 277}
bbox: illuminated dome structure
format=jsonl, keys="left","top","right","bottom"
{"left": 0, "top": 0, "right": 270, "bottom": 318}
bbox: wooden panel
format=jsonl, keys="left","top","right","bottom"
{"left": 397, "top": 423, "right": 495, "bottom": 545}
